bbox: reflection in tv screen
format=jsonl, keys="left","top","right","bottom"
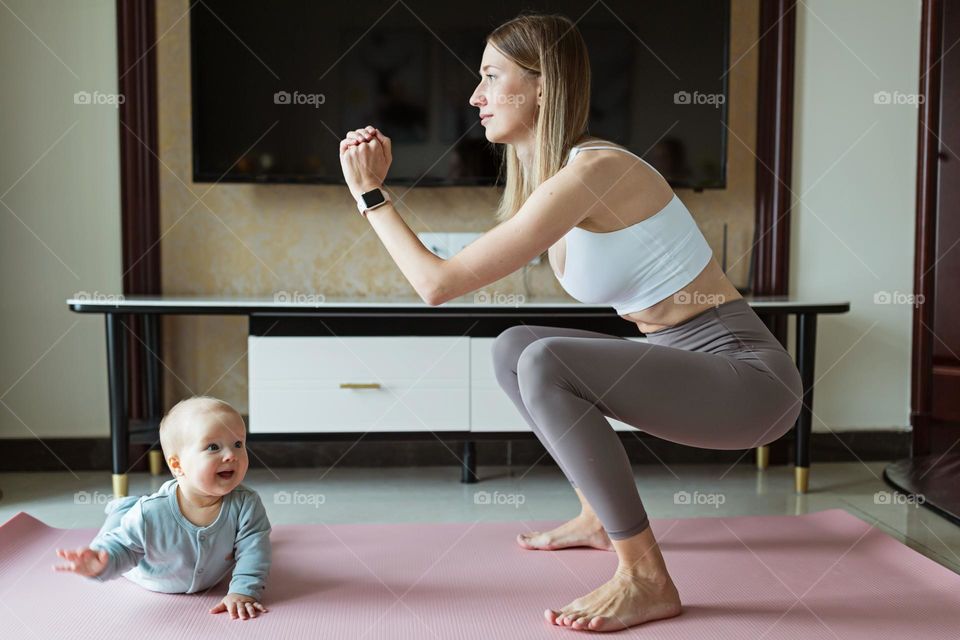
{"left": 191, "top": 0, "right": 730, "bottom": 189}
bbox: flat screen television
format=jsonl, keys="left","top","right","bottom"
{"left": 191, "top": 0, "right": 730, "bottom": 189}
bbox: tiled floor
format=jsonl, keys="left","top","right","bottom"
{"left": 1, "top": 461, "right": 957, "bottom": 574}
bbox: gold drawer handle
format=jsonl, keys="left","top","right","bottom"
{"left": 339, "top": 382, "right": 382, "bottom": 389}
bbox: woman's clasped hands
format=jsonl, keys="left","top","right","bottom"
{"left": 339, "top": 125, "right": 392, "bottom": 200}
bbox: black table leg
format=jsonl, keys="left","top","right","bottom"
{"left": 757, "top": 313, "right": 787, "bottom": 471}
{"left": 143, "top": 314, "right": 165, "bottom": 476}
{"left": 461, "top": 440, "right": 478, "bottom": 483}
{"left": 795, "top": 313, "right": 817, "bottom": 493}
{"left": 106, "top": 313, "right": 129, "bottom": 497}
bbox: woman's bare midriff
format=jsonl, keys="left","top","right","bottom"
{"left": 549, "top": 139, "right": 743, "bottom": 336}
{"left": 550, "top": 245, "right": 742, "bottom": 334}
{"left": 619, "top": 257, "right": 743, "bottom": 335}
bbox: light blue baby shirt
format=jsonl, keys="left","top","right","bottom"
{"left": 88, "top": 479, "right": 271, "bottom": 599}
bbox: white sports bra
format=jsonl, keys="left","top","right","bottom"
{"left": 556, "top": 144, "right": 714, "bottom": 316}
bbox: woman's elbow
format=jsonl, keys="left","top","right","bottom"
{"left": 424, "top": 275, "right": 460, "bottom": 306}
{"left": 420, "top": 261, "right": 453, "bottom": 306}
{"left": 421, "top": 286, "right": 446, "bottom": 307}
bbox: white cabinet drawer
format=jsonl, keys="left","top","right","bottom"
{"left": 249, "top": 337, "right": 469, "bottom": 433}
{"left": 470, "top": 336, "right": 648, "bottom": 432}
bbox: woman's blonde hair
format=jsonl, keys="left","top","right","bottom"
{"left": 486, "top": 13, "right": 592, "bottom": 222}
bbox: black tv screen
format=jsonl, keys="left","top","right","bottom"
{"left": 191, "top": 1, "right": 730, "bottom": 189}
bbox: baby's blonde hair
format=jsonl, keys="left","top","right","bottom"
{"left": 158, "top": 395, "right": 241, "bottom": 461}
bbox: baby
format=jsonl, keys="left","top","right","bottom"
{"left": 53, "top": 396, "right": 272, "bottom": 621}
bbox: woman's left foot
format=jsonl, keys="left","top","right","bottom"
{"left": 545, "top": 570, "right": 681, "bottom": 632}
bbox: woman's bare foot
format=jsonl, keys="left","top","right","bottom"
{"left": 545, "top": 569, "right": 681, "bottom": 632}
{"left": 517, "top": 513, "right": 614, "bottom": 551}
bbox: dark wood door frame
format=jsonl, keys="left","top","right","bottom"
{"left": 113, "top": 0, "right": 796, "bottom": 417}
{"left": 116, "top": 0, "right": 162, "bottom": 421}
{"left": 753, "top": 0, "right": 797, "bottom": 342}
{"left": 912, "top": 0, "right": 949, "bottom": 456}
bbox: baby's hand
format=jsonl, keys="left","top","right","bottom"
{"left": 53, "top": 547, "right": 109, "bottom": 577}
{"left": 210, "top": 593, "right": 268, "bottom": 620}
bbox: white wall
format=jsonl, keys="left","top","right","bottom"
{"left": 0, "top": 0, "right": 122, "bottom": 439}
{"left": 791, "top": 0, "right": 921, "bottom": 432}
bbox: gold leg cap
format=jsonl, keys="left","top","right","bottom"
{"left": 148, "top": 449, "right": 165, "bottom": 476}
{"left": 112, "top": 473, "right": 129, "bottom": 499}
{"left": 795, "top": 467, "right": 809, "bottom": 494}
{"left": 756, "top": 446, "right": 770, "bottom": 470}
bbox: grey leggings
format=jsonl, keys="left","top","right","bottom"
{"left": 492, "top": 297, "right": 803, "bottom": 540}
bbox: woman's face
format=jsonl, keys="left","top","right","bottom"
{"left": 469, "top": 43, "right": 542, "bottom": 145}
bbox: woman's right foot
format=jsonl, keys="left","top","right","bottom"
{"left": 517, "top": 514, "right": 614, "bottom": 551}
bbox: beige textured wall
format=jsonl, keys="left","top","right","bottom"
{"left": 156, "top": 0, "right": 759, "bottom": 413}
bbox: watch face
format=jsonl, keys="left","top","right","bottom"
{"left": 362, "top": 189, "right": 385, "bottom": 208}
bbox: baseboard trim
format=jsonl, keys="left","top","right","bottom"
{"left": 0, "top": 429, "right": 911, "bottom": 472}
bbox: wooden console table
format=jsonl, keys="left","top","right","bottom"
{"left": 66, "top": 295, "right": 850, "bottom": 497}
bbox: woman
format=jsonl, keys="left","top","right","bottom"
{"left": 339, "top": 13, "right": 803, "bottom": 633}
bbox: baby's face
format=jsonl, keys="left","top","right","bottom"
{"left": 176, "top": 410, "right": 249, "bottom": 497}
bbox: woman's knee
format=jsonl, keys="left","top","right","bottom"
{"left": 516, "top": 338, "right": 566, "bottom": 402}
{"left": 492, "top": 325, "right": 540, "bottom": 382}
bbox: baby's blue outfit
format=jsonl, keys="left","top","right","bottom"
{"left": 88, "top": 479, "right": 271, "bottom": 599}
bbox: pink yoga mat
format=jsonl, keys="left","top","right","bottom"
{"left": 1, "top": 508, "right": 958, "bottom": 638}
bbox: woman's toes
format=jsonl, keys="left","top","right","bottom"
{"left": 571, "top": 616, "right": 591, "bottom": 629}
{"left": 588, "top": 616, "right": 611, "bottom": 631}
{"left": 516, "top": 532, "right": 537, "bottom": 549}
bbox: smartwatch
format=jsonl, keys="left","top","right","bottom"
{"left": 356, "top": 187, "right": 390, "bottom": 216}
